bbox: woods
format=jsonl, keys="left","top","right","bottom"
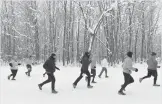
{"left": 0, "top": 0, "right": 161, "bottom": 65}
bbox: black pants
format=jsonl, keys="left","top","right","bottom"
{"left": 39, "top": 73, "right": 55, "bottom": 91}
{"left": 26, "top": 64, "right": 32, "bottom": 76}
{"left": 142, "top": 69, "right": 157, "bottom": 84}
{"left": 98, "top": 67, "right": 108, "bottom": 77}
{"left": 9, "top": 70, "right": 18, "bottom": 79}
{"left": 120, "top": 72, "right": 134, "bottom": 91}
{"left": 74, "top": 70, "right": 91, "bottom": 86}
{"left": 91, "top": 69, "right": 96, "bottom": 82}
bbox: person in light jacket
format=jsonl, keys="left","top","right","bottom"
{"left": 139, "top": 52, "right": 161, "bottom": 86}
{"left": 118, "top": 52, "right": 138, "bottom": 95}
{"left": 8, "top": 56, "right": 21, "bottom": 80}
{"left": 98, "top": 56, "right": 108, "bottom": 78}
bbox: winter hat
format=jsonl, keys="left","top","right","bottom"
{"left": 51, "top": 53, "right": 56, "bottom": 56}
{"left": 127, "top": 51, "right": 133, "bottom": 58}
{"left": 85, "top": 52, "right": 90, "bottom": 57}
{"left": 151, "top": 52, "right": 156, "bottom": 56}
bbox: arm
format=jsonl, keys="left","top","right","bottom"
{"left": 43, "top": 72, "right": 47, "bottom": 77}
{"left": 55, "top": 66, "right": 60, "bottom": 70}
{"left": 155, "top": 60, "right": 160, "bottom": 68}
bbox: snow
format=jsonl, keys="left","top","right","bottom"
{"left": 0, "top": 63, "right": 162, "bottom": 104}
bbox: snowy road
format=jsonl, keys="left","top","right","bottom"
{"left": 0, "top": 63, "right": 162, "bottom": 104}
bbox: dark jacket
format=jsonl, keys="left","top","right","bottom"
{"left": 80, "top": 56, "right": 91, "bottom": 71}
{"left": 43, "top": 56, "right": 59, "bottom": 73}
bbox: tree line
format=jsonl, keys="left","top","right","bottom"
{"left": 0, "top": 0, "right": 161, "bottom": 65}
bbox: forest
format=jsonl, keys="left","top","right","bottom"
{"left": 0, "top": 0, "right": 161, "bottom": 65}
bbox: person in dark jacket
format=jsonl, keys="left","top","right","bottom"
{"left": 73, "top": 52, "right": 93, "bottom": 88}
{"left": 139, "top": 52, "right": 161, "bottom": 86}
{"left": 85, "top": 65, "right": 97, "bottom": 83}
{"left": 38, "top": 53, "right": 60, "bottom": 94}
{"left": 25, "top": 56, "right": 33, "bottom": 77}
{"left": 118, "top": 52, "right": 138, "bottom": 95}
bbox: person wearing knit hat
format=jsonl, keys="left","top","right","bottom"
{"left": 73, "top": 52, "right": 93, "bottom": 89}
{"left": 38, "top": 53, "right": 60, "bottom": 94}
{"left": 139, "top": 52, "right": 161, "bottom": 86}
{"left": 118, "top": 51, "right": 138, "bottom": 95}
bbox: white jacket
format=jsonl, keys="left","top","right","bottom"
{"left": 101, "top": 58, "right": 108, "bottom": 68}
{"left": 26, "top": 59, "right": 33, "bottom": 65}
{"left": 122, "top": 57, "right": 136, "bottom": 74}
{"left": 10, "top": 60, "right": 19, "bottom": 70}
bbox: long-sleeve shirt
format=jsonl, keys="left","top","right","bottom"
{"left": 101, "top": 58, "right": 108, "bottom": 68}
{"left": 81, "top": 56, "right": 91, "bottom": 71}
{"left": 147, "top": 57, "right": 158, "bottom": 70}
{"left": 26, "top": 59, "right": 33, "bottom": 65}
{"left": 122, "top": 57, "right": 136, "bottom": 74}
{"left": 9, "top": 60, "right": 20, "bottom": 70}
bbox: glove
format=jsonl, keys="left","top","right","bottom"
{"left": 18, "top": 63, "right": 21, "bottom": 65}
{"left": 157, "top": 66, "right": 160, "bottom": 68}
{"left": 135, "top": 68, "right": 138, "bottom": 72}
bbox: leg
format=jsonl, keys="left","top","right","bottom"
{"left": 91, "top": 69, "right": 96, "bottom": 83}
{"left": 12, "top": 70, "right": 18, "bottom": 80}
{"left": 8, "top": 70, "right": 14, "bottom": 80}
{"left": 119, "top": 73, "right": 130, "bottom": 92}
{"left": 73, "top": 71, "right": 83, "bottom": 86}
{"left": 28, "top": 69, "right": 32, "bottom": 76}
{"left": 50, "top": 74, "right": 56, "bottom": 91}
{"left": 39, "top": 73, "right": 51, "bottom": 87}
{"left": 98, "top": 67, "right": 104, "bottom": 77}
{"left": 152, "top": 70, "right": 158, "bottom": 85}
{"left": 104, "top": 68, "right": 108, "bottom": 78}
{"left": 127, "top": 74, "right": 134, "bottom": 85}
{"left": 84, "top": 71, "right": 91, "bottom": 86}
{"left": 51, "top": 75, "right": 58, "bottom": 93}
{"left": 26, "top": 65, "right": 29, "bottom": 75}
{"left": 27, "top": 65, "right": 32, "bottom": 76}
{"left": 140, "top": 70, "right": 152, "bottom": 82}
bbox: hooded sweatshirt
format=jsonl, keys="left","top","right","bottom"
{"left": 43, "top": 56, "right": 59, "bottom": 73}
{"left": 101, "top": 58, "right": 108, "bottom": 68}
{"left": 9, "top": 60, "right": 21, "bottom": 70}
{"left": 147, "top": 57, "right": 158, "bottom": 70}
{"left": 81, "top": 55, "right": 91, "bottom": 71}
{"left": 122, "top": 57, "right": 136, "bottom": 74}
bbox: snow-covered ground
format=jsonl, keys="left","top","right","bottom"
{"left": 0, "top": 63, "right": 162, "bottom": 104}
